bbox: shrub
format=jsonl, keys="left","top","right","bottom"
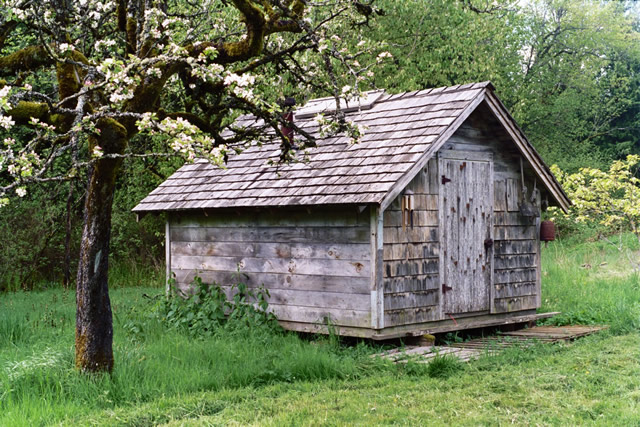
{"left": 157, "top": 275, "right": 279, "bottom": 337}
{"left": 550, "top": 155, "right": 640, "bottom": 244}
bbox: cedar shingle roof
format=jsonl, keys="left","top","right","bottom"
{"left": 133, "top": 82, "right": 570, "bottom": 212}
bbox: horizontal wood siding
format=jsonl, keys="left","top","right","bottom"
{"left": 442, "top": 107, "right": 541, "bottom": 314}
{"left": 170, "top": 206, "right": 372, "bottom": 328}
{"left": 383, "top": 158, "right": 440, "bottom": 326}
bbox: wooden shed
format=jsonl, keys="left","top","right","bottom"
{"left": 134, "top": 82, "right": 570, "bottom": 339}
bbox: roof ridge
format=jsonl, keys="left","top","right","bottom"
{"left": 294, "top": 82, "right": 492, "bottom": 112}
{"left": 377, "top": 81, "right": 493, "bottom": 104}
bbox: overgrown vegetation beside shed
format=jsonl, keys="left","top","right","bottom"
{"left": 135, "top": 82, "right": 570, "bottom": 339}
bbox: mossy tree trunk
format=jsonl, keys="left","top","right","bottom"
{"left": 1, "top": 0, "right": 330, "bottom": 375}
{"left": 75, "top": 119, "right": 127, "bottom": 373}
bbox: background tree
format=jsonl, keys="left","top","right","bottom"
{"left": 0, "top": 0, "right": 387, "bottom": 373}
{"left": 2, "top": 0, "right": 640, "bottom": 373}
{"left": 368, "top": 0, "right": 640, "bottom": 171}
{"left": 549, "top": 155, "right": 640, "bottom": 269}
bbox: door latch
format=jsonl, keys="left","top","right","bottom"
{"left": 442, "top": 283, "right": 453, "bottom": 294}
{"left": 441, "top": 175, "right": 452, "bottom": 185}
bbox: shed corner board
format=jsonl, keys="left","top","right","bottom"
{"left": 370, "top": 205, "right": 385, "bottom": 329}
{"left": 165, "top": 219, "right": 171, "bottom": 295}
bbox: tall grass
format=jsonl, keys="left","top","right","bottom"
{"left": 540, "top": 232, "right": 640, "bottom": 333}
{"left": 0, "top": 288, "right": 383, "bottom": 425}
{"left": 108, "top": 259, "right": 164, "bottom": 289}
{"left": 1, "top": 233, "right": 640, "bottom": 425}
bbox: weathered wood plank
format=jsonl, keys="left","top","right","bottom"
{"left": 494, "top": 240, "right": 536, "bottom": 255}
{"left": 494, "top": 254, "right": 536, "bottom": 269}
{"left": 172, "top": 254, "right": 370, "bottom": 278}
{"left": 171, "top": 269, "right": 371, "bottom": 294}
{"left": 494, "top": 212, "right": 536, "bottom": 226}
{"left": 212, "top": 286, "right": 371, "bottom": 311}
{"left": 441, "top": 139, "right": 491, "bottom": 153}
{"left": 383, "top": 226, "right": 439, "bottom": 244}
{"left": 171, "top": 241, "right": 370, "bottom": 261}
{"left": 438, "top": 149, "right": 492, "bottom": 162}
{"left": 506, "top": 178, "right": 520, "bottom": 211}
{"left": 385, "top": 289, "right": 439, "bottom": 310}
{"left": 171, "top": 206, "right": 368, "bottom": 228}
{"left": 384, "top": 306, "right": 438, "bottom": 325}
{"left": 372, "top": 310, "right": 551, "bottom": 340}
{"left": 384, "top": 210, "right": 438, "bottom": 228}
{"left": 371, "top": 206, "right": 384, "bottom": 329}
{"left": 450, "top": 124, "right": 484, "bottom": 139}
{"left": 535, "top": 216, "right": 542, "bottom": 308}
{"left": 383, "top": 274, "right": 439, "bottom": 293}
{"left": 387, "top": 194, "right": 438, "bottom": 211}
{"left": 165, "top": 220, "right": 171, "bottom": 294}
{"left": 493, "top": 295, "right": 538, "bottom": 313}
{"left": 494, "top": 225, "right": 537, "bottom": 240}
{"left": 494, "top": 267, "right": 537, "bottom": 284}
{"left": 494, "top": 180, "right": 506, "bottom": 212}
{"left": 171, "top": 226, "right": 370, "bottom": 244}
{"left": 427, "top": 158, "right": 439, "bottom": 194}
{"left": 440, "top": 156, "right": 492, "bottom": 316}
{"left": 493, "top": 282, "right": 537, "bottom": 299}
{"left": 276, "top": 321, "right": 373, "bottom": 338}
{"left": 384, "top": 259, "right": 439, "bottom": 278}
{"left": 173, "top": 282, "right": 371, "bottom": 312}
{"left": 268, "top": 304, "right": 371, "bottom": 328}
{"left": 383, "top": 243, "right": 439, "bottom": 261}
{"left": 411, "top": 167, "right": 429, "bottom": 194}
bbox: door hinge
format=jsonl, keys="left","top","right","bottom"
{"left": 484, "top": 238, "right": 494, "bottom": 250}
{"left": 441, "top": 175, "right": 451, "bottom": 185}
{"left": 442, "top": 283, "right": 453, "bottom": 294}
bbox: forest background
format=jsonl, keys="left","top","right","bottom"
{"left": 2, "top": 0, "right": 639, "bottom": 291}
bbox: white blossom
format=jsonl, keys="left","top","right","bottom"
{"left": 0, "top": 115, "right": 15, "bottom": 130}
{"left": 92, "top": 145, "right": 104, "bottom": 158}
{"left": 376, "top": 51, "right": 393, "bottom": 63}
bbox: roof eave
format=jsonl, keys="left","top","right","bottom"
{"left": 379, "top": 88, "right": 571, "bottom": 214}
{"left": 482, "top": 90, "right": 571, "bottom": 213}
{"left": 379, "top": 88, "right": 487, "bottom": 212}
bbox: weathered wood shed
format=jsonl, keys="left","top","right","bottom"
{"left": 134, "top": 82, "right": 570, "bottom": 339}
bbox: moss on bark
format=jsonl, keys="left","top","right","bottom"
{"left": 0, "top": 46, "right": 51, "bottom": 76}
{"left": 75, "top": 118, "right": 128, "bottom": 374}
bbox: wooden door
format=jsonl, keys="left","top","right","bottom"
{"left": 438, "top": 151, "right": 493, "bottom": 317}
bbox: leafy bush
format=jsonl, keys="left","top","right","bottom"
{"left": 549, "top": 156, "right": 640, "bottom": 242}
{"left": 157, "top": 275, "right": 279, "bottom": 337}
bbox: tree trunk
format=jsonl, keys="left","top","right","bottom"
{"left": 75, "top": 119, "right": 127, "bottom": 373}
{"left": 63, "top": 180, "right": 75, "bottom": 289}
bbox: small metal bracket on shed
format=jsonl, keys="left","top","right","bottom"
{"left": 441, "top": 175, "right": 452, "bottom": 185}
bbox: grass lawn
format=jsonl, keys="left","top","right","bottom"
{"left": 1, "top": 233, "right": 640, "bottom": 426}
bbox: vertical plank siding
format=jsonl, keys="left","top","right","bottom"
{"left": 442, "top": 109, "right": 542, "bottom": 315}
{"left": 383, "top": 158, "right": 441, "bottom": 326}
{"left": 439, "top": 155, "right": 493, "bottom": 315}
{"left": 170, "top": 206, "right": 372, "bottom": 328}
{"left": 167, "top": 103, "right": 546, "bottom": 336}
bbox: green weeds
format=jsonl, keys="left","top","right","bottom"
{"left": 1, "top": 233, "right": 640, "bottom": 425}
{"left": 158, "top": 275, "right": 279, "bottom": 337}
{"left": 540, "top": 233, "right": 640, "bottom": 333}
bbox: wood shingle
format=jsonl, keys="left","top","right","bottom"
{"left": 133, "top": 82, "right": 570, "bottom": 213}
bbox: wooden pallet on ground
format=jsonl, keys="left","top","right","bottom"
{"left": 375, "top": 325, "right": 608, "bottom": 364}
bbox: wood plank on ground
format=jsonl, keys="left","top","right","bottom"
{"left": 373, "top": 324, "right": 608, "bottom": 365}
